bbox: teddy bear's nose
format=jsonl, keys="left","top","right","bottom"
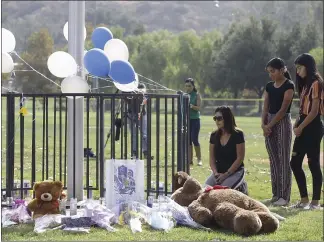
{"left": 44, "top": 194, "right": 48, "bottom": 198}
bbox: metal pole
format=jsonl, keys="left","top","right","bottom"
{"left": 94, "top": 1, "right": 99, "bottom": 93}
{"left": 67, "top": 1, "right": 85, "bottom": 201}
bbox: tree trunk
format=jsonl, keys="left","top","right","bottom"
{"left": 258, "top": 95, "right": 263, "bottom": 115}
{"left": 233, "top": 90, "right": 238, "bottom": 114}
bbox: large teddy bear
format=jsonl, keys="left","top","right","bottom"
{"left": 27, "top": 180, "right": 66, "bottom": 219}
{"left": 171, "top": 173, "right": 279, "bottom": 236}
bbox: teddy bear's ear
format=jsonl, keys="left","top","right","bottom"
{"left": 33, "top": 182, "right": 41, "bottom": 191}
{"left": 53, "top": 181, "right": 63, "bottom": 189}
{"left": 178, "top": 176, "right": 183, "bottom": 184}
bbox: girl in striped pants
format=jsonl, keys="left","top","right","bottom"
{"left": 262, "top": 57, "right": 295, "bottom": 206}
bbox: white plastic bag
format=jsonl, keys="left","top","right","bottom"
{"left": 34, "top": 214, "right": 63, "bottom": 234}
{"left": 148, "top": 211, "right": 175, "bottom": 232}
{"left": 129, "top": 217, "right": 142, "bottom": 233}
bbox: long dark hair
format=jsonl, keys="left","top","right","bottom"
{"left": 214, "top": 106, "right": 238, "bottom": 136}
{"left": 265, "top": 57, "right": 292, "bottom": 80}
{"left": 185, "top": 78, "right": 197, "bottom": 92}
{"left": 294, "top": 53, "right": 324, "bottom": 96}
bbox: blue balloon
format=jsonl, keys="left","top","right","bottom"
{"left": 109, "top": 60, "right": 135, "bottom": 85}
{"left": 84, "top": 48, "right": 111, "bottom": 77}
{"left": 91, "top": 27, "right": 113, "bottom": 50}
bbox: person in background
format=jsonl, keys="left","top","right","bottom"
{"left": 205, "top": 106, "right": 247, "bottom": 194}
{"left": 185, "top": 78, "right": 202, "bottom": 166}
{"left": 289, "top": 53, "right": 324, "bottom": 210}
{"left": 126, "top": 83, "right": 151, "bottom": 159}
{"left": 262, "top": 57, "right": 295, "bottom": 206}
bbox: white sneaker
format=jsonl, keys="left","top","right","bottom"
{"left": 197, "top": 160, "right": 202, "bottom": 166}
{"left": 270, "top": 196, "right": 279, "bottom": 203}
{"left": 273, "top": 198, "right": 289, "bottom": 206}
{"left": 262, "top": 196, "right": 278, "bottom": 204}
{"left": 304, "top": 204, "right": 323, "bottom": 210}
{"left": 289, "top": 201, "right": 309, "bottom": 209}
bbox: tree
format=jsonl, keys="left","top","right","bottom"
{"left": 15, "top": 28, "right": 59, "bottom": 93}
{"left": 210, "top": 17, "right": 277, "bottom": 113}
{"left": 309, "top": 47, "right": 324, "bottom": 76}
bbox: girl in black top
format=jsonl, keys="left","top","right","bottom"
{"left": 205, "top": 106, "right": 247, "bottom": 193}
{"left": 262, "top": 57, "right": 295, "bottom": 206}
{"left": 290, "top": 53, "right": 324, "bottom": 210}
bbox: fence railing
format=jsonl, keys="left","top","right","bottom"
{"left": 1, "top": 92, "right": 190, "bottom": 203}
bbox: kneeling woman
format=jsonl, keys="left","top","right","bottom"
{"left": 205, "top": 106, "right": 247, "bottom": 193}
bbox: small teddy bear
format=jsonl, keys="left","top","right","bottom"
{"left": 27, "top": 180, "right": 66, "bottom": 219}
{"left": 172, "top": 171, "right": 190, "bottom": 193}
{"left": 171, "top": 175, "right": 203, "bottom": 207}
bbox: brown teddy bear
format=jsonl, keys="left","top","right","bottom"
{"left": 171, "top": 175, "right": 203, "bottom": 207}
{"left": 171, "top": 175, "right": 279, "bottom": 236}
{"left": 27, "top": 180, "right": 66, "bottom": 219}
{"left": 172, "top": 171, "right": 190, "bottom": 193}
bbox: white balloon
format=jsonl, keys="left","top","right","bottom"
{"left": 2, "top": 28, "right": 16, "bottom": 53}
{"left": 61, "top": 75, "right": 89, "bottom": 98}
{"left": 2, "top": 52, "right": 14, "bottom": 73}
{"left": 114, "top": 73, "right": 139, "bottom": 92}
{"left": 104, "top": 39, "right": 129, "bottom": 62}
{"left": 63, "top": 22, "right": 87, "bottom": 41}
{"left": 83, "top": 50, "right": 89, "bottom": 74}
{"left": 47, "top": 51, "right": 77, "bottom": 78}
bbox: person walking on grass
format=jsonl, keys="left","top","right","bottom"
{"left": 205, "top": 106, "right": 248, "bottom": 194}
{"left": 185, "top": 78, "right": 202, "bottom": 166}
{"left": 262, "top": 57, "right": 295, "bottom": 206}
{"left": 289, "top": 53, "right": 324, "bottom": 210}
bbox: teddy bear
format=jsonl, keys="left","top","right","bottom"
{"left": 27, "top": 180, "right": 66, "bottom": 219}
{"left": 171, "top": 175, "right": 279, "bottom": 236}
{"left": 172, "top": 171, "right": 189, "bottom": 193}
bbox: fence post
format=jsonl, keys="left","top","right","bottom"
{"left": 6, "top": 93, "right": 15, "bottom": 198}
{"left": 99, "top": 97, "right": 105, "bottom": 198}
{"left": 182, "top": 94, "right": 190, "bottom": 175}
{"left": 176, "top": 91, "right": 183, "bottom": 172}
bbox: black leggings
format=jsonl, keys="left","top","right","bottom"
{"left": 290, "top": 114, "right": 323, "bottom": 200}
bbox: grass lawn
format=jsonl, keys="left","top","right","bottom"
{"left": 1, "top": 101, "right": 323, "bottom": 241}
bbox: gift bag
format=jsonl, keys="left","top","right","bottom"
{"left": 105, "top": 159, "right": 144, "bottom": 209}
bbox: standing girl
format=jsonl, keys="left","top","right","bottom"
{"left": 290, "top": 53, "right": 323, "bottom": 209}
{"left": 185, "top": 78, "right": 202, "bottom": 166}
{"left": 262, "top": 57, "right": 295, "bottom": 206}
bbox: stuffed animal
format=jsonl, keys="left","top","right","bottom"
{"left": 172, "top": 171, "right": 190, "bottom": 193}
{"left": 27, "top": 180, "right": 66, "bottom": 219}
{"left": 171, "top": 175, "right": 203, "bottom": 207}
{"left": 171, "top": 175, "right": 279, "bottom": 236}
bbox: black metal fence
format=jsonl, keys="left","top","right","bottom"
{"left": 1, "top": 92, "right": 190, "bottom": 203}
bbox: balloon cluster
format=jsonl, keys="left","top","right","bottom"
{"left": 1, "top": 28, "right": 16, "bottom": 74}
{"left": 85, "top": 26, "right": 138, "bottom": 92}
{"left": 46, "top": 22, "right": 88, "bottom": 95}
{"left": 47, "top": 23, "right": 138, "bottom": 94}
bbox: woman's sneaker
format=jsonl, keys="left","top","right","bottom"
{"left": 304, "top": 204, "right": 323, "bottom": 210}
{"left": 197, "top": 160, "right": 202, "bottom": 166}
{"left": 289, "top": 201, "right": 309, "bottom": 209}
{"left": 263, "top": 196, "right": 278, "bottom": 204}
{"left": 270, "top": 196, "right": 279, "bottom": 203}
{"left": 273, "top": 198, "right": 289, "bottom": 206}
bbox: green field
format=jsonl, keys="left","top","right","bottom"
{"left": 1, "top": 98, "right": 323, "bottom": 241}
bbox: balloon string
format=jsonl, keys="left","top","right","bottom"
{"left": 1, "top": 86, "right": 20, "bottom": 93}
{"left": 136, "top": 73, "right": 177, "bottom": 92}
{"left": 11, "top": 51, "right": 61, "bottom": 88}
{"left": 10, "top": 52, "right": 176, "bottom": 93}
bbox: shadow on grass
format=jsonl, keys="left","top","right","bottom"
{"left": 268, "top": 205, "right": 308, "bottom": 219}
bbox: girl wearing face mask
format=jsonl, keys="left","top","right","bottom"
{"left": 205, "top": 106, "right": 247, "bottom": 193}
{"left": 262, "top": 57, "right": 295, "bottom": 206}
{"left": 289, "top": 53, "right": 324, "bottom": 210}
{"left": 185, "top": 78, "right": 202, "bottom": 166}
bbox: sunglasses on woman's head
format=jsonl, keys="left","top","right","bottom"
{"left": 213, "top": 115, "right": 223, "bottom": 121}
